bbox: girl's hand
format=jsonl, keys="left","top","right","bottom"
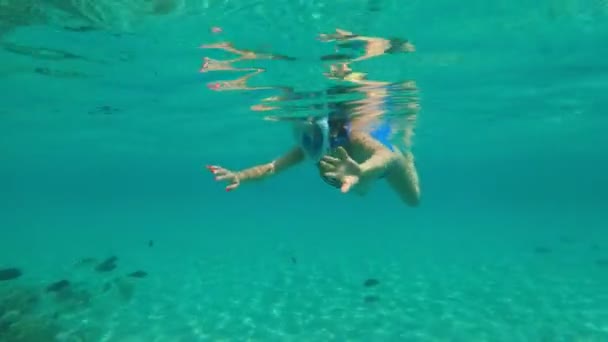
{"left": 206, "top": 165, "right": 240, "bottom": 192}
{"left": 319, "top": 147, "right": 362, "bottom": 193}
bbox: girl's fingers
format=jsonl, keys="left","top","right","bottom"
{"left": 341, "top": 177, "right": 356, "bottom": 193}
{"left": 225, "top": 182, "right": 239, "bottom": 192}
{"left": 319, "top": 160, "right": 336, "bottom": 171}
{"left": 323, "top": 171, "right": 338, "bottom": 179}
{"left": 335, "top": 147, "right": 350, "bottom": 160}
{"left": 341, "top": 181, "right": 353, "bottom": 193}
{"left": 206, "top": 165, "right": 228, "bottom": 175}
{"left": 215, "top": 174, "right": 232, "bottom": 181}
{"left": 321, "top": 156, "right": 340, "bottom": 164}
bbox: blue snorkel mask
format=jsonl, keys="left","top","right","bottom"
{"left": 297, "top": 116, "right": 330, "bottom": 162}
{"left": 295, "top": 116, "right": 344, "bottom": 189}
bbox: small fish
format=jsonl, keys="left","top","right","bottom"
{"left": 290, "top": 257, "right": 297, "bottom": 264}
{"left": 46, "top": 280, "right": 71, "bottom": 293}
{"left": 148, "top": 240, "right": 154, "bottom": 248}
{"left": 363, "top": 278, "right": 380, "bottom": 287}
{"left": 95, "top": 256, "right": 118, "bottom": 272}
{"left": 0, "top": 268, "right": 22, "bottom": 281}
{"left": 128, "top": 271, "right": 148, "bottom": 278}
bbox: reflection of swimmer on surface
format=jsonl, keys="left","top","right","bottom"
{"left": 319, "top": 28, "right": 415, "bottom": 63}
{"left": 206, "top": 31, "right": 421, "bottom": 206}
{"left": 200, "top": 42, "right": 296, "bottom": 63}
{"left": 205, "top": 68, "right": 278, "bottom": 92}
{"left": 200, "top": 56, "right": 257, "bottom": 73}
{"left": 325, "top": 62, "right": 419, "bottom": 113}
{"left": 200, "top": 41, "right": 295, "bottom": 91}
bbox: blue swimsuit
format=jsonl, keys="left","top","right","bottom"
{"left": 299, "top": 118, "right": 394, "bottom": 188}
{"left": 331, "top": 121, "right": 394, "bottom": 151}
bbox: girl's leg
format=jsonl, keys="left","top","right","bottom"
{"left": 385, "top": 152, "right": 420, "bottom": 206}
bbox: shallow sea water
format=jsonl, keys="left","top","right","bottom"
{"left": 1, "top": 0, "right": 608, "bottom": 341}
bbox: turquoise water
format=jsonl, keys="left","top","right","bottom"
{"left": 2, "top": 0, "right": 608, "bottom": 340}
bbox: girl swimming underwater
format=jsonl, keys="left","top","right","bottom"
{"left": 206, "top": 114, "right": 420, "bottom": 207}
{"left": 206, "top": 30, "right": 420, "bottom": 206}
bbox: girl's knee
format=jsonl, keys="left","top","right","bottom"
{"left": 403, "top": 192, "right": 420, "bottom": 207}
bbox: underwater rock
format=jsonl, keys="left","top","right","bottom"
{"left": 0, "top": 286, "right": 40, "bottom": 318}
{"left": 533, "top": 246, "right": 552, "bottom": 255}
{"left": 363, "top": 278, "right": 380, "bottom": 287}
{"left": 3, "top": 315, "right": 61, "bottom": 341}
{"left": 47, "top": 282, "right": 92, "bottom": 312}
{"left": 127, "top": 271, "right": 147, "bottom": 279}
{"left": 0, "top": 268, "right": 22, "bottom": 281}
{"left": 46, "top": 280, "right": 71, "bottom": 293}
{"left": 0, "top": 310, "right": 21, "bottom": 336}
{"left": 363, "top": 295, "right": 380, "bottom": 303}
{"left": 95, "top": 257, "right": 118, "bottom": 272}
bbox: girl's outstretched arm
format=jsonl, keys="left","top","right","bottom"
{"left": 237, "top": 147, "right": 304, "bottom": 182}
{"left": 208, "top": 147, "right": 305, "bottom": 191}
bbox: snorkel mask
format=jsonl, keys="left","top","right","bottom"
{"left": 294, "top": 116, "right": 345, "bottom": 189}
{"left": 297, "top": 116, "right": 330, "bottom": 162}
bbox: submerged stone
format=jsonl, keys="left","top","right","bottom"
{"left": 0, "top": 268, "right": 22, "bottom": 281}
{"left": 46, "top": 280, "right": 71, "bottom": 293}
{"left": 95, "top": 257, "right": 118, "bottom": 272}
